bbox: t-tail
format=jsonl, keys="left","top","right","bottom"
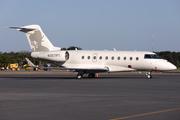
{"left": 8, "top": 25, "right": 61, "bottom": 52}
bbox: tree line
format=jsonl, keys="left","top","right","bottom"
{"left": 156, "top": 51, "right": 180, "bottom": 69}
{"left": 0, "top": 50, "right": 180, "bottom": 68}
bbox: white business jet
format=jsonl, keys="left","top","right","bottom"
{"left": 8, "top": 25, "right": 177, "bottom": 79}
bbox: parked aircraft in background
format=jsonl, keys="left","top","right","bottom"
{"left": 8, "top": 25, "right": 177, "bottom": 79}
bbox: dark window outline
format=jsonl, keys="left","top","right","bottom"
{"left": 82, "top": 56, "right": 84, "bottom": 59}
{"left": 99, "top": 56, "right": 102, "bottom": 60}
{"left": 93, "top": 56, "right": 96, "bottom": 60}
{"left": 105, "top": 56, "right": 108, "bottom": 60}
{"left": 111, "top": 56, "right": 114, "bottom": 60}
{"left": 136, "top": 57, "right": 139, "bottom": 61}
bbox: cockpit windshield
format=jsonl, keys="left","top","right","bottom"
{"left": 144, "top": 54, "right": 162, "bottom": 59}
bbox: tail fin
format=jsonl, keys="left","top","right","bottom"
{"left": 8, "top": 25, "right": 61, "bottom": 52}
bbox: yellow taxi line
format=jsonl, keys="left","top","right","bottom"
{"left": 0, "top": 90, "right": 24, "bottom": 94}
{"left": 79, "top": 84, "right": 95, "bottom": 87}
{"left": 110, "top": 107, "right": 180, "bottom": 120}
{"left": 44, "top": 87, "right": 62, "bottom": 90}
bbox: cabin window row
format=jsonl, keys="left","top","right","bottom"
{"left": 81, "top": 56, "right": 139, "bottom": 61}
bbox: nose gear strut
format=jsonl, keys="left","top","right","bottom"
{"left": 146, "top": 71, "right": 152, "bottom": 79}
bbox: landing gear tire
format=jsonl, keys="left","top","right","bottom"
{"left": 146, "top": 71, "right": 152, "bottom": 79}
{"left": 77, "top": 74, "right": 83, "bottom": 79}
{"left": 147, "top": 74, "right": 151, "bottom": 79}
{"left": 88, "top": 73, "right": 95, "bottom": 78}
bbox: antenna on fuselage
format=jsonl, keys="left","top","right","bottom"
{"left": 152, "top": 29, "right": 154, "bottom": 52}
{"left": 113, "top": 48, "right": 116, "bottom": 51}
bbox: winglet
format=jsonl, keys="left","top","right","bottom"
{"left": 25, "top": 58, "right": 37, "bottom": 68}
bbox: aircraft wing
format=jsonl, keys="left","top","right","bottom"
{"left": 25, "top": 58, "right": 108, "bottom": 72}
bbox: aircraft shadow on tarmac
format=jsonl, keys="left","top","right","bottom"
{"left": 0, "top": 75, "right": 155, "bottom": 80}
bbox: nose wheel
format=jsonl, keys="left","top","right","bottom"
{"left": 146, "top": 71, "right": 152, "bottom": 79}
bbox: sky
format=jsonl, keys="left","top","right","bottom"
{"left": 0, "top": 0, "right": 180, "bottom": 52}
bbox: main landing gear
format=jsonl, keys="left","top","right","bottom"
{"left": 88, "top": 73, "right": 95, "bottom": 78}
{"left": 146, "top": 71, "right": 152, "bottom": 79}
{"left": 76, "top": 73, "right": 96, "bottom": 79}
{"left": 77, "top": 74, "right": 83, "bottom": 79}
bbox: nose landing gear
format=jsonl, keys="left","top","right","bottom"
{"left": 146, "top": 71, "right": 152, "bottom": 79}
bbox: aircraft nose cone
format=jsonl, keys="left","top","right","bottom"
{"left": 171, "top": 64, "right": 177, "bottom": 70}
{"left": 167, "top": 62, "right": 177, "bottom": 70}
{"left": 158, "top": 60, "right": 177, "bottom": 71}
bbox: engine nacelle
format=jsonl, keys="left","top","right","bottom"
{"left": 31, "top": 51, "right": 68, "bottom": 66}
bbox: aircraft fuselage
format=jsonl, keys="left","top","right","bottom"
{"left": 31, "top": 50, "right": 176, "bottom": 72}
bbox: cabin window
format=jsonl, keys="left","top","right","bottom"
{"left": 111, "top": 56, "right": 114, "bottom": 60}
{"left": 93, "top": 56, "right": 96, "bottom": 60}
{"left": 117, "top": 56, "right": 120, "bottom": 60}
{"left": 105, "top": 56, "right": 108, "bottom": 60}
{"left": 87, "top": 56, "right": 90, "bottom": 59}
{"left": 124, "top": 57, "right": 126, "bottom": 60}
{"left": 82, "top": 56, "right": 84, "bottom": 59}
{"left": 130, "top": 57, "right": 133, "bottom": 60}
{"left": 99, "top": 56, "right": 102, "bottom": 60}
{"left": 136, "top": 57, "right": 139, "bottom": 61}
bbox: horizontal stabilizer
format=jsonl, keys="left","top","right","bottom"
{"left": 7, "top": 27, "right": 37, "bottom": 33}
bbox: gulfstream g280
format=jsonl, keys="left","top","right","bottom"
{"left": 8, "top": 25, "right": 177, "bottom": 79}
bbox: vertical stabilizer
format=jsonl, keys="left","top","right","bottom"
{"left": 8, "top": 25, "right": 61, "bottom": 52}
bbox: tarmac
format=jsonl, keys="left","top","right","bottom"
{"left": 0, "top": 71, "right": 180, "bottom": 120}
